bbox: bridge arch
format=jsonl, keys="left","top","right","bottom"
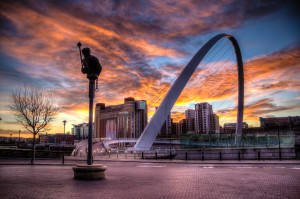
{"left": 134, "top": 34, "right": 244, "bottom": 151}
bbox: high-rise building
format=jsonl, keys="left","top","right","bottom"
{"left": 210, "top": 114, "right": 220, "bottom": 133}
{"left": 156, "top": 107, "right": 171, "bottom": 135}
{"left": 195, "top": 102, "right": 213, "bottom": 134}
{"left": 185, "top": 109, "right": 195, "bottom": 133}
{"left": 94, "top": 97, "right": 147, "bottom": 139}
{"left": 177, "top": 119, "right": 187, "bottom": 135}
{"left": 171, "top": 119, "right": 177, "bottom": 135}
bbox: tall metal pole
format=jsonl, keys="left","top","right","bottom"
{"left": 63, "top": 120, "right": 67, "bottom": 135}
{"left": 77, "top": 42, "right": 101, "bottom": 166}
{"left": 87, "top": 78, "right": 95, "bottom": 165}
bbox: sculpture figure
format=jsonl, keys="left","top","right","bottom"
{"left": 78, "top": 42, "right": 102, "bottom": 80}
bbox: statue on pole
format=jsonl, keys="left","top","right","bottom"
{"left": 77, "top": 42, "right": 102, "bottom": 165}
{"left": 73, "top": 42, "right": 106, "bottom": 180}
{"left": 80, "top": 46, "right": 102, "bottom": 79}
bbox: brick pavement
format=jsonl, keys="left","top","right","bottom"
{"left": 0, "top": 161, "right": 300, "bottom": 199}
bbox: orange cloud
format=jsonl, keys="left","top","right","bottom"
{"left": 0, "top": 0, "right": 298, "bottom": 134}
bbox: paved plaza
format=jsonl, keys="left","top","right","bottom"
{"left": 0, "top": 159, "right": 300, "bottom": 199}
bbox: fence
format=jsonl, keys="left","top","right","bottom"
{"left": 180, "top": 134, "right": 295, "bottom": 149}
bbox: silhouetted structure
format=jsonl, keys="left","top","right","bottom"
{"left": 78, "top": 42, "right": 102, "bottom": 165}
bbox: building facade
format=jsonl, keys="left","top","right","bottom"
{"left": 259, "top": 116, "right": 300, "bottom": 128}
{"left": 210, "top": 114, "right": 220, "bottom": 133}
{"left": 39, "top": 134, "right": 57, "bottom": 144}
{"left": 185, "top": 109, "right": 195, "bottom": 133}
{"left": 195, "top": 102, "right": 213, "bottom": 134}
{"left": 223, "top": 122, "right": 248, "bottom": 133}
{"left": 71, "top": 123, "right": 91, "bottom": 140}
{"left": 177, "top": 119, "right": 187, "bottom": 135}
{"left": 94, "top": 97, "right": 147, "bottom": 139}
{"left": 156, "top": 107, "right": 171, "bottom": 136}
{"left": 55, "top": 134, "right": 76, "bottom": 145}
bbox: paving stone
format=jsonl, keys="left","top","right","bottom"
{"left": 0, "top": 161, "right": 299, "bottom": 199}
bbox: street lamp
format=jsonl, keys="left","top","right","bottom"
{"left": 63, "top": 120, "right": 67, "bottom": 135}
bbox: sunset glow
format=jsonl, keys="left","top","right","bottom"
{"left": 0, "top": 0, "right": 299, "bottom": 137}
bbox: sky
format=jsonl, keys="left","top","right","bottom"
{"left": 0, "top": 0, "right": 299, "bottom": 138}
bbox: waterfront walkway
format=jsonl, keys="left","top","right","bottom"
{"left": 1, "top": 158, "right": 300, "bottom": 199}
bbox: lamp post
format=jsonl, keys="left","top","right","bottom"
{"left": 77, "top": 42, "right": 102, "bottom": 165}
{"left": 63, "top": 120, "right": 67, "bottom": 135}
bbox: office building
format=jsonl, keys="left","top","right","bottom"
{"left": 177, "top": 119, "right": 187, "bottom": 135}
{"left": 195, "top": 102, "right": 213, "bottom": 134}
{"left": 185, "top": 109, "right": 195, "bottom": 133}
{"left": 94, "top": 97, "right": 147, "bottom": 139}
{"left": 156, "top": 107, "right": 171, "bottom": 135}
{"left": 71, "top": 123, "right": 91, "bottom": 140}
{"left": 210, "top": 114, "right": 220, "bottom": 133}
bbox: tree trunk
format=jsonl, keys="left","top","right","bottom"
{"left": 31, "top": 133, "right": 36, "bottom": 164}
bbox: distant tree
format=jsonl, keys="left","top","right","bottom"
{"left": 9, "top": 85, "right": 59, "bottom": 164}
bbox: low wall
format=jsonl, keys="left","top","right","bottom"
{"left": 0, "top": 149, "right": 71, "bottom": 158}
{"left": 175, "top": 148, "right": 298, "bottom": 160}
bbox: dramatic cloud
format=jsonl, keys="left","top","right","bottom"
{"left": 0, "top": 0, "right": 298, "bottom": 136}
{"left": 217, "top": 97, "right": 299, "bottom": 125}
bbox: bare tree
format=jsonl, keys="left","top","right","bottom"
{"left": 9, "top": 85, "right": 59, "bottom": 164}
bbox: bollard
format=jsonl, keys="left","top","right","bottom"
{"left": 185, "top": 152, "right": 188, "bottom": 161}
{"left": 170, "top": 150, "right": 172, "bottom": 160}
{"left": 202, "top": 151, "right": 204, "bottom": 161}
{"left": 62, "top": 153, "right": 65, "bottom": 165}
{"left": 279, "top": 150, "right": 282, "bottom": 161}
{"left": 109, "top": 151, "right": 111, "bottom": 158}
{"left": 155, "top": 152, "right": 157, "bottom": 160}
{"left": 219, "top": 151, "right": 222, "bottom": 161}
{"left": 142, "top": 152, "right": 144, "bottom": 159}
{"left": 258, "top": 151, "right": 261, "bottom": 160}
{"left": 117, "top": 151, "right": 118, "bottom": 159}
{"left": 238, "top": 151, "right": 241, "bottom": 161}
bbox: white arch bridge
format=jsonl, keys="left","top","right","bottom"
{"left": 134, "top": 33, "right": 244, "bottom": 151}
{"left": 73, "top": 34, "right": 244, "bottom": 153}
